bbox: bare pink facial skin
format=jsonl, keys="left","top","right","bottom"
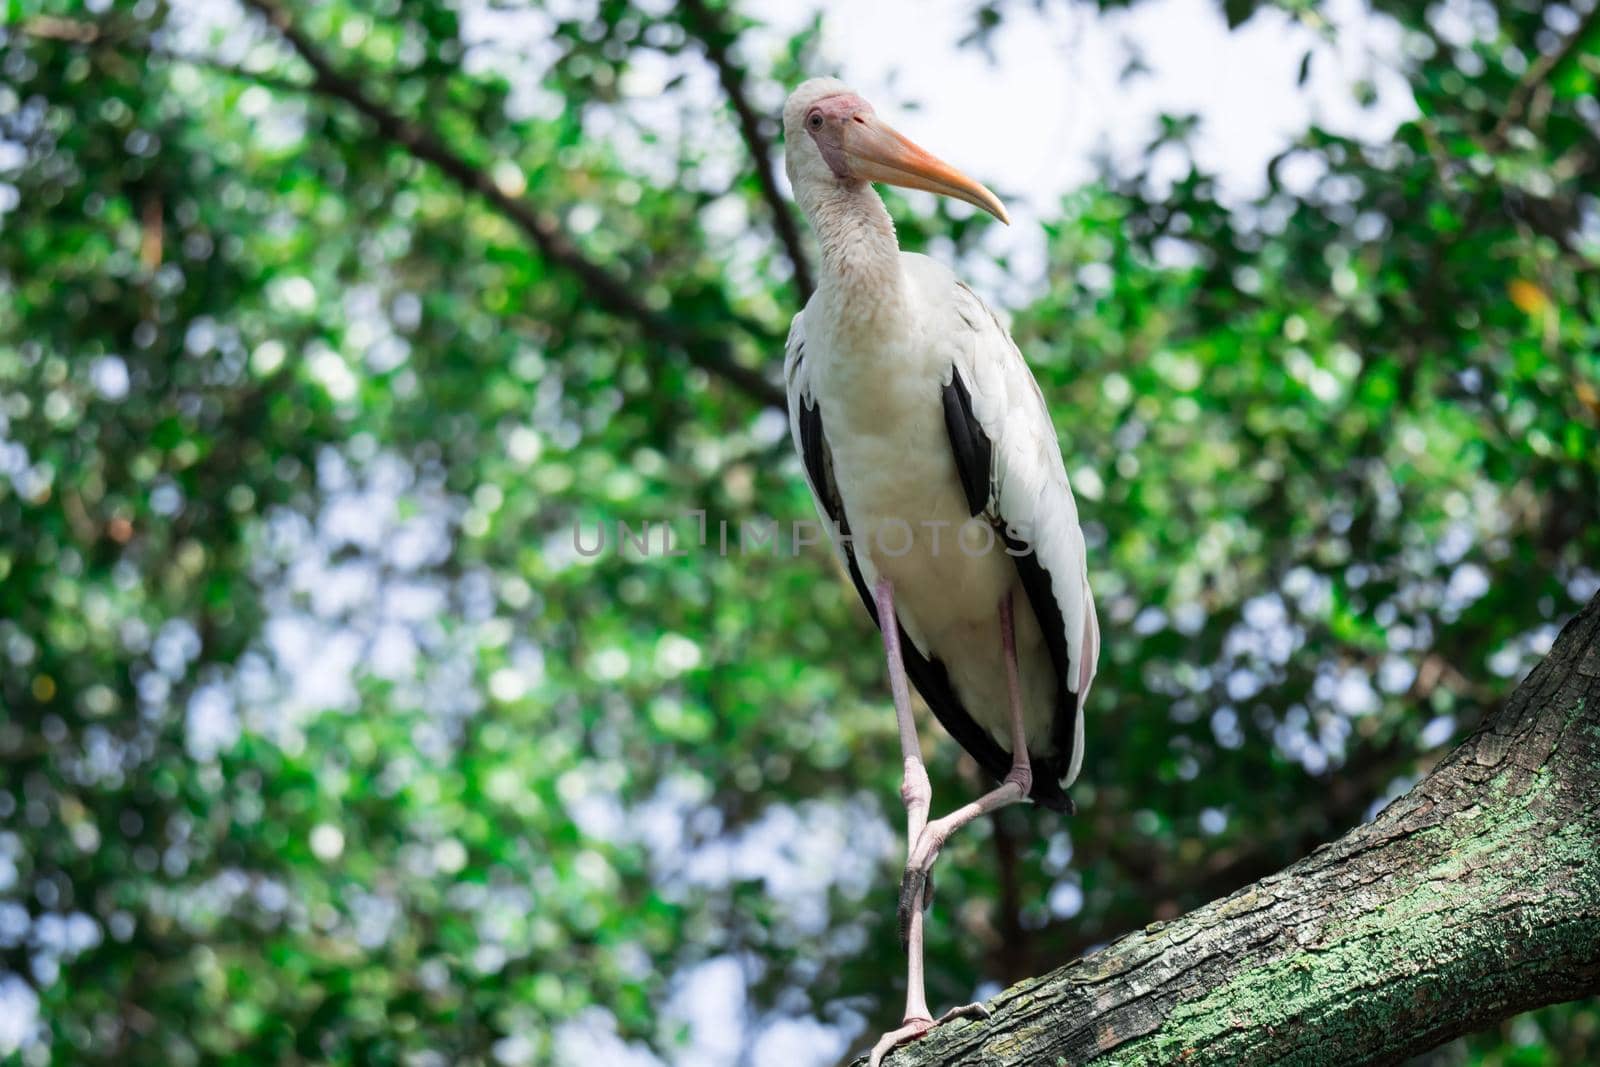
{"left": 803, "top": 93, "right": 872, "bottom": 180}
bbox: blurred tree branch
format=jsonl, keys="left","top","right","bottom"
{"left": 237, "top": 0, "right": 785, "bottom": 408}
{"left": 679, "top": 0, "right": 816, "bottom": 303}
{"left": 863, "top": 591, "right": 1600, "bottom": 1066}
{"left": 988, "top": 811, "right": 1027, "bottom": 984}
{"left": 16, "top": 14, "right": 308, "bottom": 94}
{"left": 18, "top": 15, "right": 103, "bottom": 43}
{"left": 1488, "top": 2, "right": 1600, "bottom": 149}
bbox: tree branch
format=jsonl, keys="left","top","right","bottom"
{"left": 861, "top": 592, "right": 1600, "bottom": 1065}
{"left": 989, "top": 810, "right": 1027, "bottom": 984}
{"left": 14, "top": 16, "right": 321, "bottom": 97}
{"left": 237, "top": 0, "right": 785, "bottom": 408}
{"left": 1488, "top": 3, "right": 1600, "bottom": 149}
{"left": 678, "top": 0, "right": 815, "bottom": 303}
{"left": 18, "top": 15, "right": 103, "bottom": 42}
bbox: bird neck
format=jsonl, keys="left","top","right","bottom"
{"left": 806, "top": 180, "right": 904, "bottom": 306}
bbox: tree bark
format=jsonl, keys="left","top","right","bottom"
{"left": 865, "top": 591, "right": 1600, "bottom": 1066}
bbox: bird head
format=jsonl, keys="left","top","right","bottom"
{"left": 782, "top": 78, "right": 1009, "bottom": 224}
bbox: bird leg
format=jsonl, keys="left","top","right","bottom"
{"left": 868, "top": 580, "right": 993, "bottom": 1067}
{"left": 872, "top": 580, "right": 932, "bottom": 1017}
{"left": 897, "top": 590, "right": 1033, "bottom": 942}
{"left": 874, "top": 579, "right": 932, "bottom": 855}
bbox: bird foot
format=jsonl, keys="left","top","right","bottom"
{"left": 895, "top": 868, "right": 935, "bottom": 949}
{"left": 867, "top": 1016, "right": 933, "bottom": 1067}
{"left": 867, "top": 1004, "right": 991, "bottom": 1066}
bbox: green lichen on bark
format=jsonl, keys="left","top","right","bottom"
{"left": 863, "top": 594, "right": 1600, "bottom": 1067}
{"left": 1098, "top": 782, "right": 1600, "bottom": 1066}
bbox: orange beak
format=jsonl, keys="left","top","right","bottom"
{"left": 841, "top": 114, "right": 1010, "bottom": 224}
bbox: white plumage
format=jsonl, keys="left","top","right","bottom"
{"left": 786, "top": 257, "right": 1098, "bottom": 778}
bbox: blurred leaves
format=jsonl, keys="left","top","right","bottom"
{"left": 0, "top": 0, "right": 1598, "bottom": 1064}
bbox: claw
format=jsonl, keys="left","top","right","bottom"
{"left": 868, "top": 1015, "right": 932, "bottom": 1067}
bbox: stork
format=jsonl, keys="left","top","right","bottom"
{"left": 780, "top": 79, "right": 1100, "bottom": 1065}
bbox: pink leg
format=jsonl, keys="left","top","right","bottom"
{"left": 872, "top": 579, "right": 933, "bottom": 1023}
{"left": 897, "top": 590, "right": 1033, "bottom": 944}
{"left": 867, "top": 581, "right": 1000, "bottom": 1067}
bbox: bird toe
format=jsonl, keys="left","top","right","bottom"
{"left": 867, "top": 1016, "right": 934, "bottom": 1067}
{"left": 938, "top": 1000, "right": 991, "bottom": 1023}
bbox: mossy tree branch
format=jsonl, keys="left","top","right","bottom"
{"left": 865, "top": 591, "right": 1600, "bottom": 1066}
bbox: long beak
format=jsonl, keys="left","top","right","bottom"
{"left": 842, "top": 114, "right": 1010, "bottom": 224}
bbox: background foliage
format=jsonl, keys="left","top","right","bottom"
{"left": 1, "top": 0, "right": 1597, "bottom": 1063}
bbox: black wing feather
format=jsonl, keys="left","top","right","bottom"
{"left": 942, "top": 369, "right": 1077, "bottom": 812}
{"left": 942, "top": 372, "right": 992, "bottom": 517}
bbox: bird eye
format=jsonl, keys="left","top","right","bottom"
{"left": 807, "top": 113, "right": 823, "bottom": 130}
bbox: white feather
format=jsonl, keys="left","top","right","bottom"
{"left": 786, "top": 251, "right": 1098, "bottom": 784}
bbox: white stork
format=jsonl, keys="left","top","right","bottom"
{"left": 780, "top": 78, "right": 1100, "bottom": 1064}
